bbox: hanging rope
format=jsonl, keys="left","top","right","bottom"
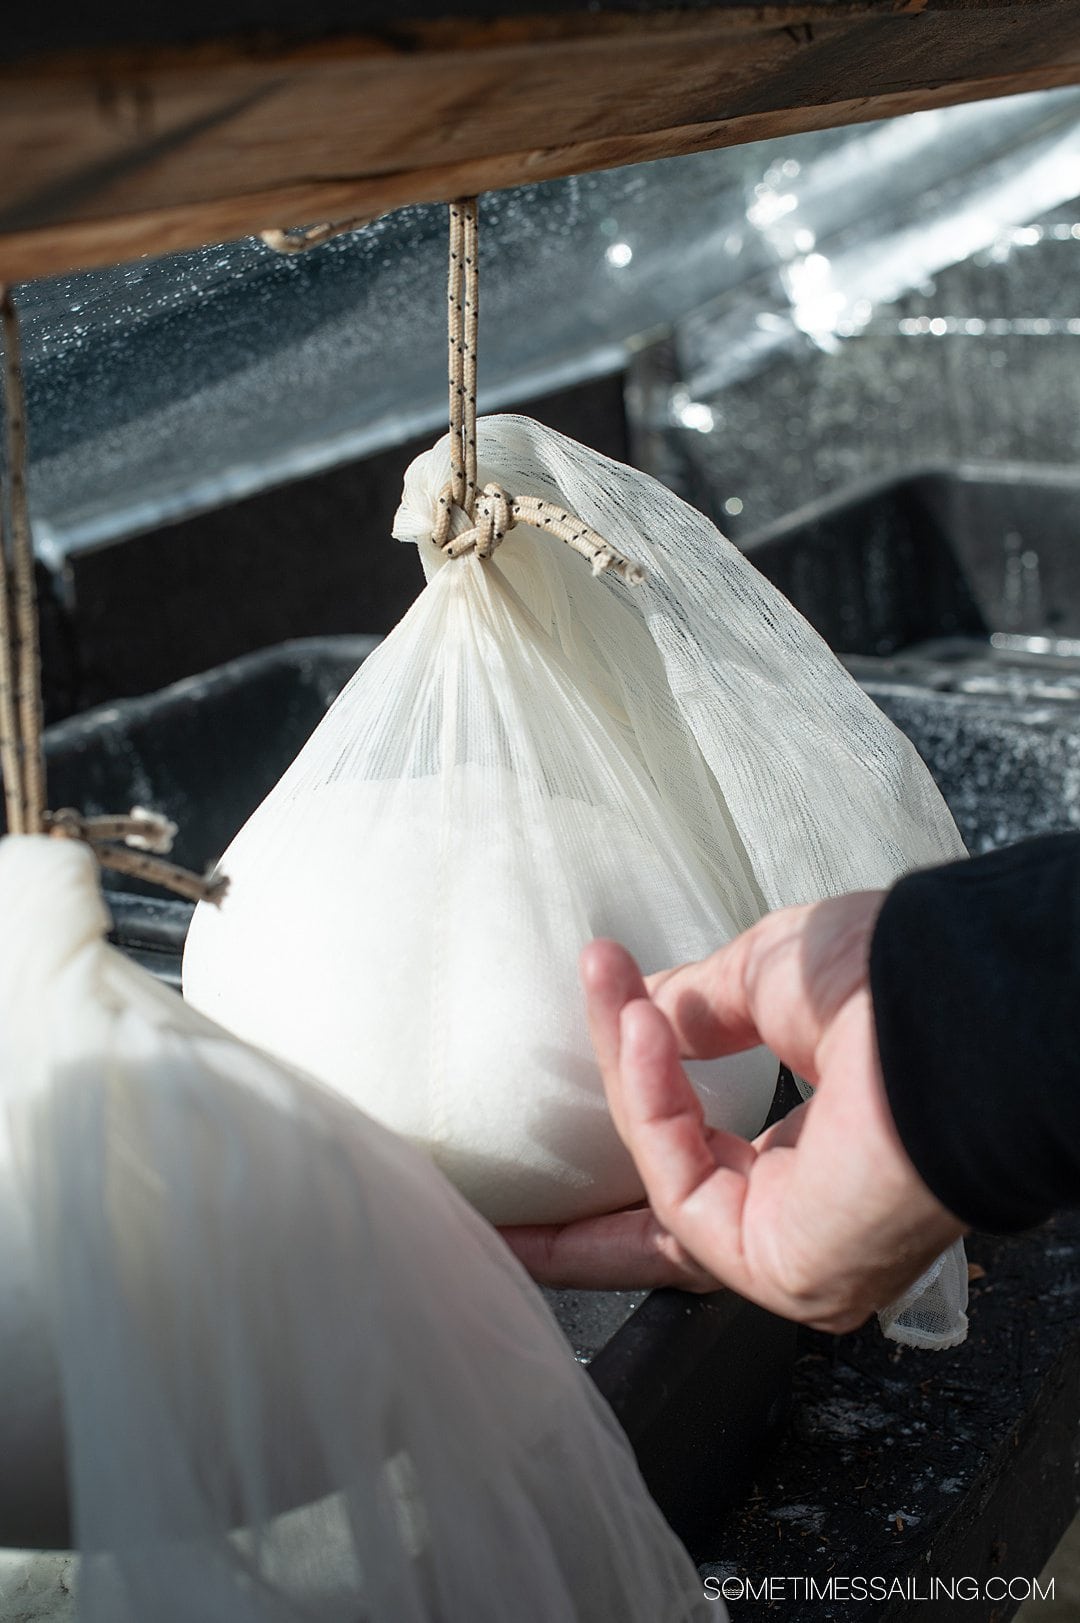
{"left": 2, "top": 289, "right": 45, "bottom": 835}
{"left": 0, "top": 301, "right": 22, "bottom": 838}
{"left": 430, "top": 198, "right": 645, "bottom": 587}
{"left": 434, "top": 198, "right": 479, "bottom": 530}
{"left": 0, "top": 287, "right": 227, "bottom": 905}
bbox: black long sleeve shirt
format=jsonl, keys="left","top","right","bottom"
{"left": 869, "top": 832, "right": 1080, "bottom": 1233}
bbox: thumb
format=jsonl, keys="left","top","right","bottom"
{"left": 649, "top": 895, "right": 883, "bottom": 1082}
{"left": 646, "top": 927, "right": 767, "bottom": 1061}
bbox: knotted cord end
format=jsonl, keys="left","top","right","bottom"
{"left": 125, "top": 806, "right": 180, "bottom": 854}
{"left": 44, "top": 807, "right": 229, "bottom": 907}
{"left": 438, "top": 481, "right": 646, "bottom": 587}
{"left": 595, "top": 554, "right": 646, "bottom": 587}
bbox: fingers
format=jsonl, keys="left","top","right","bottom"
{"left": 569, "top": 915, "right": 959, "bottom": 1334}
{"left": 609, "top": 998, "right": 758, "bottom": 1291}
{"left": 580, "top": 948, "right": 763, "bottom": 1294}
{"left": 574, "top": 944, "right": 759, "bottom": 1295}
{"left": 580, "top": 939, "right": 647, "bottom": 1072}
{"left": 581, "top": 939, "right": 648, "bottom": 1140}
{"left": 753, "top": 1099, "right": 809, "bottom": 1154}
{"left": 616, "top": 999, "right": 755, "bottom": 1192}
{"left": 645, "top": 927, "right": 768, "bottom": 1061}
{"left": 644, "top": 895, "right": 887, "bottom": 1078}
{"left": 499, "top": 1207, "right": 719, "bottom": 1292}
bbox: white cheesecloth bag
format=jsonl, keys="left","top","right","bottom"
{"left": 0, "top": 833, "right": 721, "bottom": 1623}
{"left": 184, "top": 413, "right": 969, "bottom": 1349}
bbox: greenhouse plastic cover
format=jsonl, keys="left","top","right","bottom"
{"left": 10, "top": 87, "right": 1080, "bottom": 559}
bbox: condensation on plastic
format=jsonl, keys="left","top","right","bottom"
{"left": 185, "top": 415, "right": 968, "bottom": 1347}
{"left": 672, "top": 95, "right": 1080, "bottom": 400}
{"left": 14, "top": 88, "right": 1080, "bottom": 560}
{"left": 629, "top": 109, "right": 1080, "bottom": 546}
{"left": 0, "top": 834, "right": 722, "bottom": 1623}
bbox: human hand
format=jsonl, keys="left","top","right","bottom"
{"left": 501, "top": 895, "right": 967, "bottom": 1334}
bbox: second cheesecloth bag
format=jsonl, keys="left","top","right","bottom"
{"left": 2, "top": 834, "right": 719, "bottom": 1623}
{"left": 184, "top": 412, "right": 969, "bottom": 1350}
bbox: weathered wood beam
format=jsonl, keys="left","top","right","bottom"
{"left": 2, "top": 1, "right": 1080, "bottom": 282}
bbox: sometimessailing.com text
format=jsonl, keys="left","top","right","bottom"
{"left": 704, "top": 1574, "right": 1054, "bottom": 1605}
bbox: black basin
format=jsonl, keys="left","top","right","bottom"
{"left": 742, "top": 463, "right": 1080, "bottom": 856}
{"left": 744, "top": 461, "right": 1080, "bottom": 656}
{"left": 44, "top": 637, "right": 378, "bottom": 983}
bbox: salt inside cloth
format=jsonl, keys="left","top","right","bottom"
{"left": 0, "top": 834, "right": 721, "bottom": 1623}
{"left": 184, "top": 414, "right": 969, "bottom": 1348}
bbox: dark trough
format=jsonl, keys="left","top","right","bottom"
{"left": 705, "top": 464, "right": 1080, "bottom": 1617}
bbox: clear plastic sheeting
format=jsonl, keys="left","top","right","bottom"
{"left": 668, "top": 94, "right": 1080, "bottom": 399}
{"left": 0, "top": 834, "right": 721, "bottom": 1623}
{"left": 628, "top": 106, "right": 1080, "bottom": 541}
{"left": 13, "top": 87, "right": 1080, "bottom": 557}
{"left": 184, "top": 414, "right": 968, "bottom": 1348}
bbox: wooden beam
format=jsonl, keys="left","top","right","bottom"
{"left": 0, "top": 1, "right": 942, "bottom": 66}
{"left": 3, "top": 1, "right": 1080, "bottom": 282}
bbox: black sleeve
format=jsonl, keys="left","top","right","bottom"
{"left": 868, "top": 832, "right": 1080, "bottom": 1234}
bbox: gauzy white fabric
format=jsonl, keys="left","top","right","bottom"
{"left": 0, "top": 834, "right": 721, "bottom": 1623}
{"left": 184, "top": 414, "right": 968, "bottom": 1348}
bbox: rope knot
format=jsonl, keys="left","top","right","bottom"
{"left": 44, "top": 806, "right": 178, "bottom": 855}
{"left": 426, "top": 200, "right": 645, "bottom": 590}
{"left": 439, "top": 481, "right": 515, "bottom": 562}
{"left": 436, "top": 480, "right": 645, "bottom": 587}
{"left": 431, "top": 483, "right": 474, "bottom": 550}
{"left": 474, "top": 483, "right": 514, "bottom": 559}
{"left": 40, "top": 806, "right": 229, "bottom": 906}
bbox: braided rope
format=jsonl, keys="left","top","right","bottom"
{"left": 45, "top": 809, "right": 178, "bottom": 854}
{"left": 0, "top": 287, "right": 228, "bottom": 907}
{"left": 446, "top": 483, "right": 644, "bottom": 585}
{"left": 43, "top": 808, "right": 229, "bottom": 905}
{"left": 431, "top": 200, "right": 644, "bottom": 588}
{"left": 444, "top": 199, "right": 481, "bottom": 519}
{"left": 2, "top": 291, "right": 44, "bottom": 834}
{"left": 0, "top": 299, "right": 22, "bottom": 835}
{"left": 461, "top": 201, "right": 479, "bottom": 516}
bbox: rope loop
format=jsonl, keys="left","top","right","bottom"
{"left": 475, "top": 484, "right": 513, "bottom": 559}
{"left": 431, "top": 486, "right": 463, "bottom": 551}
{"left": 44, "top": 807, "right": 178, "bottom": 855}
{"left": 440, "top": 481, "right": 645, "bottom": 586}
{"left": 44, "top": 807, "right": 229, "bottom": 906}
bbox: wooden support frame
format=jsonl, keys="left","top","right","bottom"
{"left": 2, "top": 1, "right": 1080, "bottom": 281}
